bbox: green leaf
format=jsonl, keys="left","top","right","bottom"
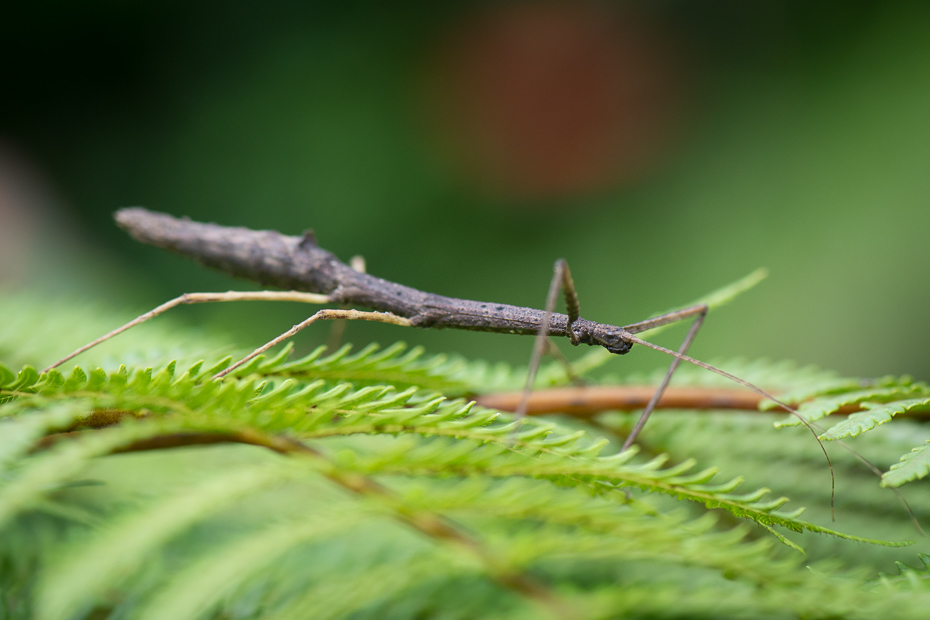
{"left": 10, "top": 365, "right": 40, "bottom": 392}
{"left": 0, "top": 418, "right": 197, "bottom": 530}
{"left": 820, "top": 397, "right": 930, "bottom": 440}
{"left": 133, "top": 512, "right": 364, "bottom": 620}
{"left": 883, "top": 442, "right": 930, "bottom": 488}
{"left": 0, "top": 362, "right": 15, "bottom": 387}
{"left": 876, "top": 554, "right": 930, "bottom": 590}
{"left": 776, "top": 384, "right": 929, "bottom": 427}
{"left": 4, "top": 283, "right": 929, "bottom": 619}
{"left": 0, "top": 403, "right": 90, "bottom": 471}
{"left": 38, "top": 462, "right": 306, "bottom": 620}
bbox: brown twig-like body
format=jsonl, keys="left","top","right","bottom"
{"left": 114, "top": 208, "right": 635, "bottom": 355}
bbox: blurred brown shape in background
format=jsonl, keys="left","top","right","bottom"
{"left": 0, "top": 143, "right": 46, "bottom": 284}
{"left": 424, "top": 1, "right": 689, "bottom": 201}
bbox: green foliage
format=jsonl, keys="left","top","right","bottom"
{"left": 0, "top": 291, "right": 929, "bottom": 619}
{"left": 884, "top": 442, "right": 930, "bottom": 488}
{"left": 768, "top": 371, "right": 930, "bottom": 487}
{"left": 226, "top": 340, "right": 524, "bottom": 395}
{"left": 875, "top": 553, "right": 930, "bottom": 591}
{"left": 820, "top": 398, "right": 930, "bottom": 441}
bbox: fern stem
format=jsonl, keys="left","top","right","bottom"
{"left": 36, "top": 425, "right": 576, "bottom": 619}
{"left": 475, "top": 386, "right": 881, "bottom": 417}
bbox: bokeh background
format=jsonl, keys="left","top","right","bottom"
{"left": 3, "top": 0, "right": 929, "bottom": 380}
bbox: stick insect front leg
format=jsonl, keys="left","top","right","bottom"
{"left": 513, "top": 259, "right": 576, "bottom": 421}
{"left": 515, "top": 259, "right": 708, "bottom": 450}
{"left": 620, "top": 304, "right": 708, "bottom": 451}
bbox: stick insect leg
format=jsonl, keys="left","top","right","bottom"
{"left": 621, "top": 304, "right": 708, "bottom": 452}
{"left": 326, "top": 255, "right": 368, "bottom": 351}
{"left": 544, "top": 338, "right": 586, "bottom": 386}
{"left": 214, "top": 309, "right": 412, "bottom": 380}
{"left": 545, "top": 260, "right": 586, "bottom": 384}
{"left": 43, "top": 291, "right": 332, "bottom": 373}
{"left": 515, "top": 260, "right": 578, "bottom": 421}
{"left": 622, "top": 304, "right": 708, "bottom": 335}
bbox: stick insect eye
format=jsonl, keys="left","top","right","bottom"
{"left": 594, "top": 329, "right": 633, "bottom": 355}
{"left": 607, "top": 341, "right": 633, "bottom": 355}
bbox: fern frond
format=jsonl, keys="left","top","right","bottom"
{"left": 613, "top": 356, "right": 843, "bottom": 392}
{"left": 2, "top": 356, "right": 913, "bottom": 553}
{"left": 338, "top": 436, "right": 909, "bottom": 548}
{"left": 233, "top": 340, "right": 590, "bottom": 396}
{"left": 776, "top": 382, "right": 930, "bottom": 427}
{"left": 36, "top": 460, "right": 309, "bottom": 620}
{"left": 767, "top": 374, "right": 917, "bottom": 408}
{"left": 596, "top": 406, "right": 930, "bottom": 573}
{"left": 126, "top": 512, "right": 368, "bottom": 620}
{"left": 883, "top": 441, "right": 930, "bottom": 488}
{"left": 0, "top": 417, "right": 218, "bottom": 530}
{"left": 233, "top": 342, "right": 483, "bottom": 394}
{"left": 399, "top": 478, "right": 803, "bottom": 581}
{"left": 752, "top": 370, "right": 930, "bottom": 490}
{"left": 3, "top": 278, "right": 928, "bottom": 620}
{"left": 875, "top": 553, "right": 930, "bottom": 591}
{"left": 820, "top": 397, "right": 930, "bottom": 440}
{"left": 0, "top": 402, "right": 91, "bottom": 470}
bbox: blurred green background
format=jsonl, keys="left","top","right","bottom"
{"left": 2, "top": 0, "right": 929, "bottom": 380}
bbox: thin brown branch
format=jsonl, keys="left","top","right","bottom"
{"left": 474, "top": 385, "right": 876, "bottom": 418}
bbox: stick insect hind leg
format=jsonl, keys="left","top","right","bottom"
{"left": 213, "top": 308, "right": 411, "bottom": 380}
{"left": 619, "top": 305, "right": 707, "bottom": 451}
{"left": 41, "top": 290, "right": 409, "bottom": 375}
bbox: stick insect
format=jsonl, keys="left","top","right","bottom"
{"left": 42, "top": 208, "right": 920, "bottom": 526}
{"left": 44, "top": 208, "right": 779, "bottom": 444}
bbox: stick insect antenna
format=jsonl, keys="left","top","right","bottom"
{"left": 622, "top": 332, "right": 836, "bottom": 517}
{"left": 626, "top": 332, "right": 924, "bottom": 532}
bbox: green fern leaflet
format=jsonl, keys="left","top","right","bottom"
{"left": 0, "top": 290, "right": 929, "bottom": 620}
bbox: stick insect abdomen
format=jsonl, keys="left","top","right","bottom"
{"left": 116, "top": 208, "right": 344, "bottom": 293}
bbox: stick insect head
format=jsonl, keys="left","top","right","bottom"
{"left": 589, "top": 325, "right": 634, "bottom": 355}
